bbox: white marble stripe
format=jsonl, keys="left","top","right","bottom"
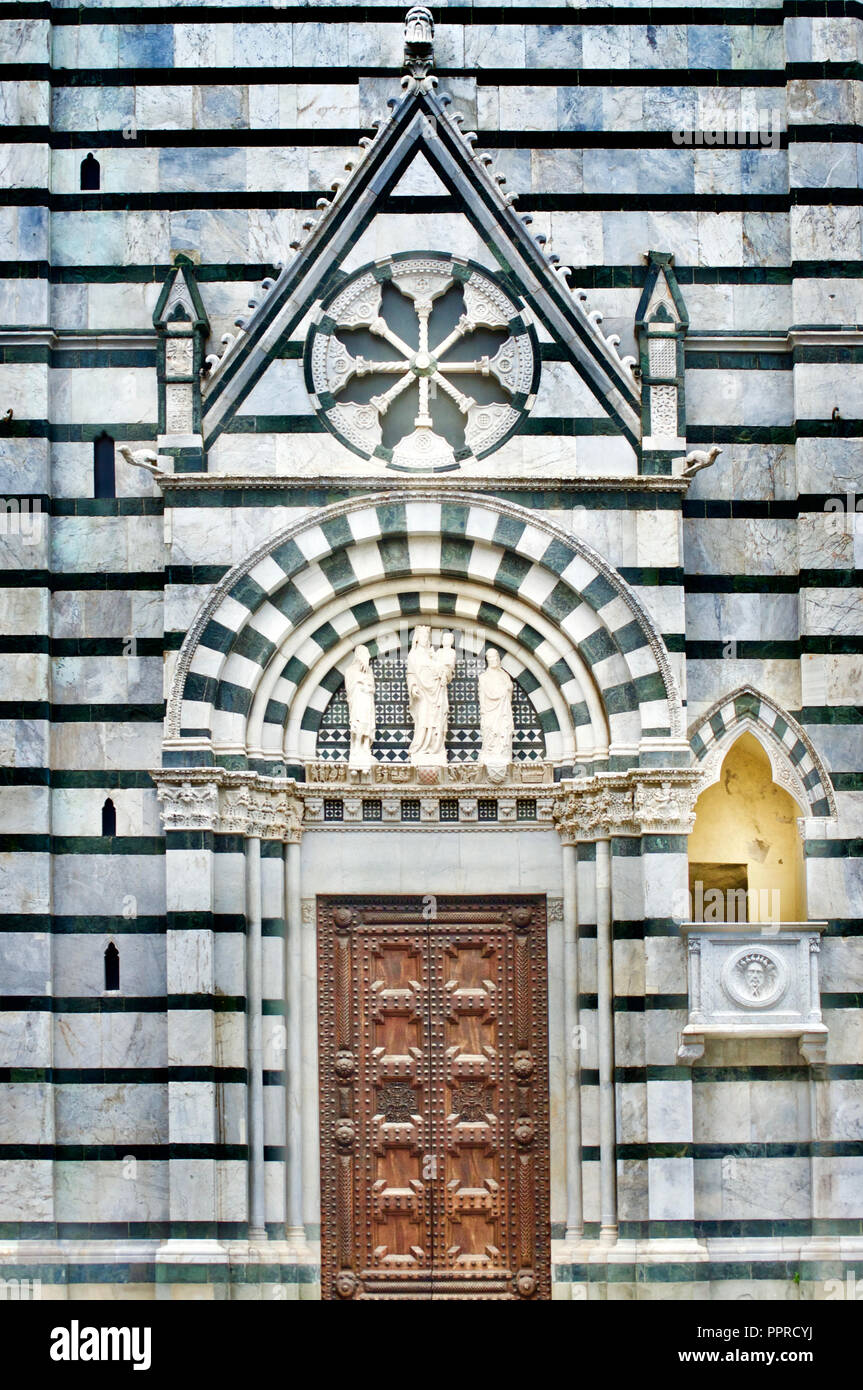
{"left": 624, "top": 643, "right": 662, "bottom": 681}
{"left": 187, "top": 645, "right": 225, "bottom": 680}
{"left": 464, "top": 505, "right": 499, "bottom": 542}
{"left": 514, "top": 523, "right": 553, "bottom": 563}
{"left": 558, "top": 554, "right": 599, "bottom": 595}
{"left": 248, "top": 554, "right": 290, "bottom": 596}
{"left": 246, "top": 599, "right": 291, "bottom": 647}
{"left": 179, "top": 699, "right": 212, "bottom": 729}
{"left": 598, "top": 596, "right": 634, "bottom": 632}
{"left": 347, "top": 539, "right": 388, "bottom": 586}
{"left": 293, "top": 525, "right": 331, "bottom": 562}
{"left": 517, "top": 565, "right": 559, "bottom": 607}
{"left": 212, "top": 594, "right": 254, "bottom": 635}
{"left": 291, "top": 565, "right": 337, "bottom": 609}
{"left": 348, "top": 507, "right": 383, "bottom": 543}
{"left": 406, "top": 533, "right": 443, "bottom": 574}
{"left": 404, "top": 500, "right": 443, "bottom": 535}
{"left": 220, "top": 651, "right": 264, "bottom": 693}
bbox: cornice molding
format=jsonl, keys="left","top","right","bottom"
{"left": 157, "top": 473, "right": 689, "bottom": 493}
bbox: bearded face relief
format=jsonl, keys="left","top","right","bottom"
{"left": 727, "top": 950, "right": 783, "bottom": 1009}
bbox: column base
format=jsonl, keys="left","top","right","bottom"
{"left": 284, "top": 1225, "right": 309, "bottom": 1252}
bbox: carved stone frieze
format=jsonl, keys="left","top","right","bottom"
{"left": 155, "top": 775, "right": 220, "bottom": 832}
{"left": 552, "top": 769, "right": 702, "bottom": 842}
{"left": 152, "top": 770, "right": 304, "bottom": 842}
{"left": 153, "top": 763, "right": 702, "bottom": 839}
{"left": 304, "top": 759, "right": 554, "bottom": 788}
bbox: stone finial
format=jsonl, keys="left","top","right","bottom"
{"left": 404, "top": 6, "right": 434, "bottom": 80}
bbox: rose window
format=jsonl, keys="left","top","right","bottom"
{"left": 306, "top": 253, "right": 540, "bottom": 471}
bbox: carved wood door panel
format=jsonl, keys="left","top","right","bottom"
{"left": 318, "top": 897, "right": 550, "bottom": 1301}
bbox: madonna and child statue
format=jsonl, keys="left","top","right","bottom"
{"left": 344, "top": 627, "right": 515, "bottom": 771}
{"left": 406, "top": 625, "right": 455, "bottom": 766}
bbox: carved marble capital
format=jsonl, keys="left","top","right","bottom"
{"left": 552, "top": 768, "right": 702, "bottom": 842}
{"left": 153, "top": 770, "right": 304, "bottom": 842}
{"left": 154, "top": 773, "right": 220, "bottom": 832}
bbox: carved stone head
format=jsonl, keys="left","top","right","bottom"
{"left": 405, "top": 6, "right": 434, "bottom": 46}
{"left": 404, "top": 6, "right": 435, "bottom": 79}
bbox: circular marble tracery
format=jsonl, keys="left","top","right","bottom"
{"left": 305, "top": 252, "right": 540, "bottom": 471}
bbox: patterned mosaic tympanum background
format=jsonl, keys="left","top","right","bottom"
{"left": 316, "top": 650, "right": 546, "bottom": 763}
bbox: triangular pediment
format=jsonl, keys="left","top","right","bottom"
{"left": 635, "top": 252, "right": 689, "bottom": 331}
{"left": 154, "top": 255, "right": 209, "bottom": 332}
{"left": 201, "top": 84, "right": 642, "bottom": 453}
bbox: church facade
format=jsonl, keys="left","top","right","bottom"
{"left": 1, "top": 5, "right": 861, "bottom": 1300}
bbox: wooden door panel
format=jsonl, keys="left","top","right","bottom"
{"left": 435, "top": 936, "right": 506, "bottom": 1278}
{"left": 318, "top": 898, "right": 549, "bottom": 1301}
{"left": 361, "top": 934, "right": 431, "bottom": 1275}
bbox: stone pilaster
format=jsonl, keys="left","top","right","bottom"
{"left": 153, "top": 255, "right": 209, "bottom": 473}
{"left": 152, "top": 774, "right": 225, "bottom": 1285}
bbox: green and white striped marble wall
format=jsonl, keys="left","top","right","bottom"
{"left": 0, "top": 3, "right": 861, "bottom": 1299}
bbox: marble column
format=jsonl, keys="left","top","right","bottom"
{"left": 562, "top": 841, "right": 583, "bottom": 1240}
{"left": 153, "top": 774, "right": 227, "bottom": 1287}
{"left": 595, "top": 836, "right": 618, "bottom": 1243}
{"left": 284, "top": 836, "right": 307, "bottom": 1247}
{"left": 245, "top": 833, "right": 266, "bottom": 1240}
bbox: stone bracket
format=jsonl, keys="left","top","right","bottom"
{"left": 677, "top": 922, "right": 829, "bottom": 1066}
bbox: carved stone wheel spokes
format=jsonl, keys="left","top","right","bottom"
{"left": 306, "top": 253, "right": 540, "bottom": 471}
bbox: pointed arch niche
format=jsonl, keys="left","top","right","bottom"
{"left": 687, "top": 687, "right": 837, "bottom": 924}
{"left": 688, "top": 732, "right": 805, "bottom": 922}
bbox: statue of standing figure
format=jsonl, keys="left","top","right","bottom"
{"left": 406, "top": 626, "right": 455, "bottom": 765}
{"left": 345, "top": 644, "right": 376, "bottom": 769}
{"left": 478, "top": 648, "right": 514, "bottom": 768}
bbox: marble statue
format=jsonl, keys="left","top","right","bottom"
{"left": 406, "top": 626, "right": 455, "bottom": 765}
{"left": 478, "top": 648, "right": 514, "bottom": 767}
{"left": 404, "top": 6, "right": 435, "bottom": 80}
{"left": 345, "top": 644, "right": 376, "bottom": 769}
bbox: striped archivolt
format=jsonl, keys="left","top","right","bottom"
{"left": 166, "top": 492, "right": 684, "bottom": 771}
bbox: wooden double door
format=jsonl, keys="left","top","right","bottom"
{"left": 318, "top": 896, "right": 550, "bottom": 1301}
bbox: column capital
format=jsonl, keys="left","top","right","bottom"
{"left": 152, "top": 768, "right": 305, "bottom": 842}
{"left": 153, "top": 771, "right": 220, "bottom": 832}
{"left": 552, "top": 768, "right": 702, "bottom": 842}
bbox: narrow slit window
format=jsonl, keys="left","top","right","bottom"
{"left": 93, "top": 433, "right": 115, "bottom": 499}
{"left": 104, "top": 942, "right": 120, "bottom": 991}
{"left": 80, "top": 153, "right": 100, "bottom": 190}
{"left": 101, "top": 797, "right": 116, "bottom": 836}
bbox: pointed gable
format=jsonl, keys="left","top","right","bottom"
{"left": 200, "top": 84, "right": 643, "bottom": 453}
